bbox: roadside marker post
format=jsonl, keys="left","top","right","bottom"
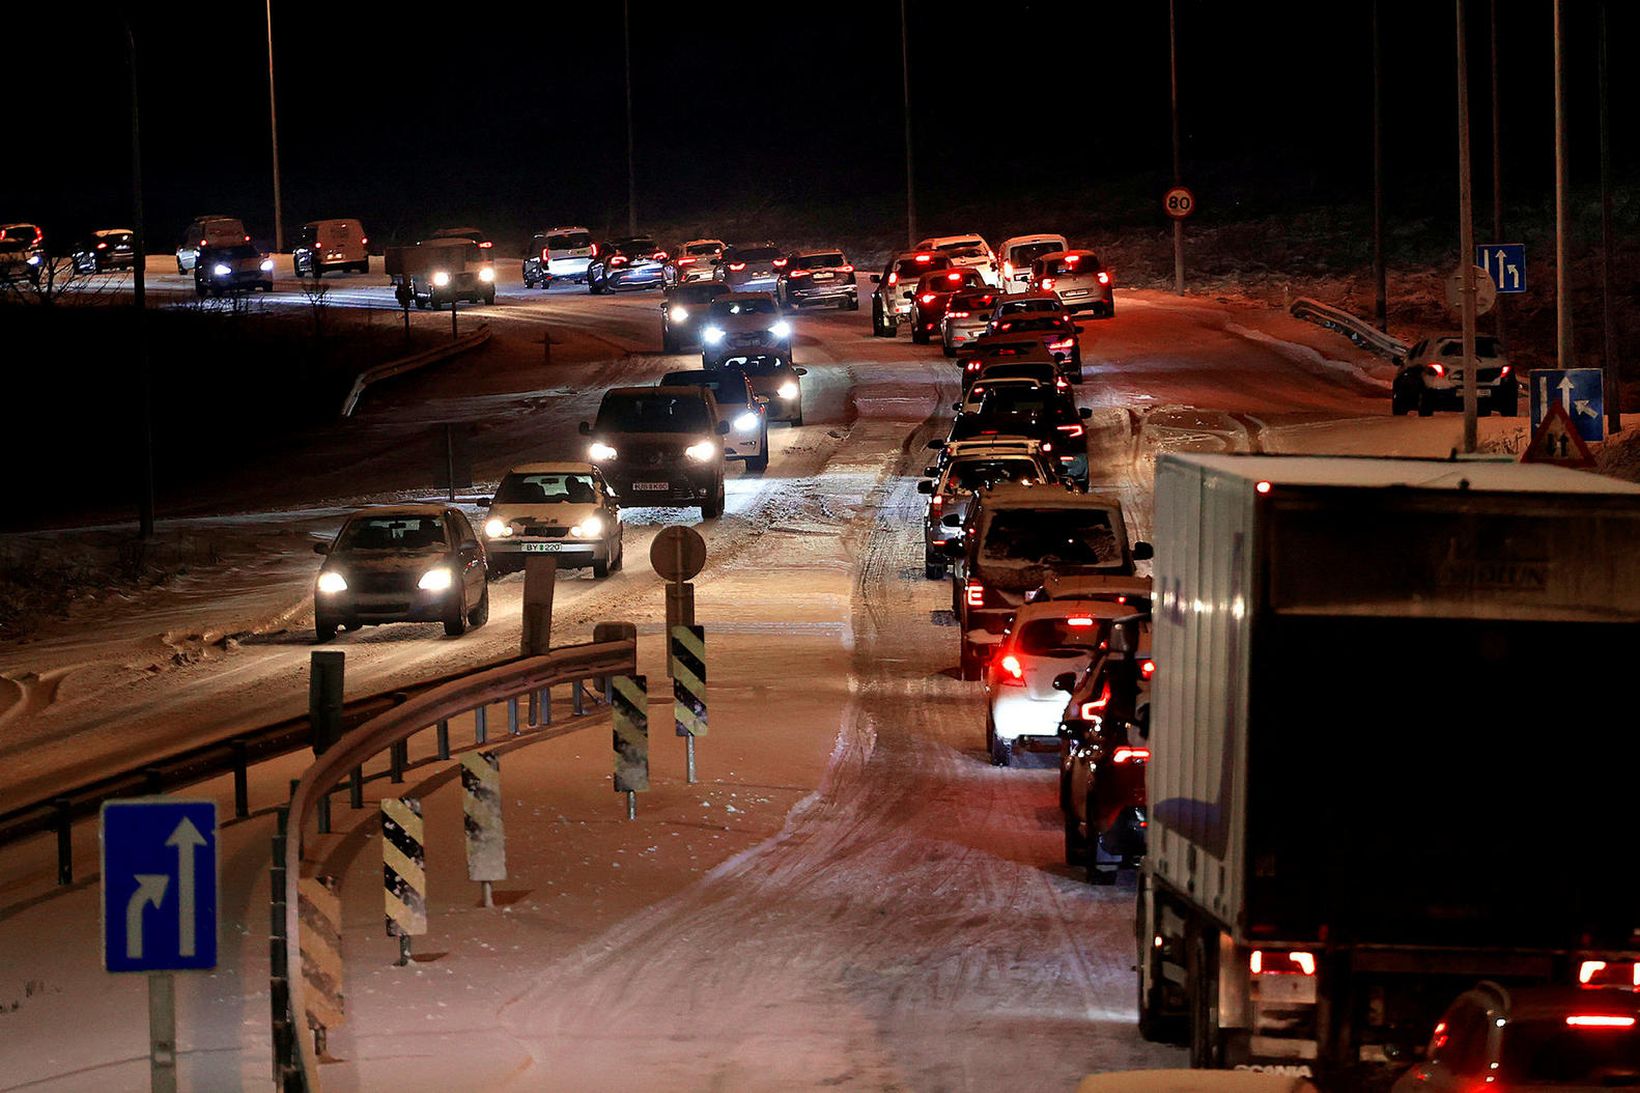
{"left": 381, "top": 798, "right": 426, "bottom": 966}
{"left": 522, "top": 556, "right": 556, "bottom": 726}
{"left": 461, "top": 751, "right": 507, "bottom": 907}
{"left": 612, "top": 675, "right": 649, "bottom": 820}
{"left": 650, "top": 526, "right": 706, "bottom": 680}
{"left": 297, "top": 873, "right": 344, "bottom": 1059}
{"left": 671, "top": 625, "right": 707, "bottom": 784}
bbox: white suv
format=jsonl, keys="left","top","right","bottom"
{"left": 915, "top": 234, "right": 999, "bottom": 286}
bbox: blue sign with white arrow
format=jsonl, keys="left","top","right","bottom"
{"left": 1529, "top": 368, "right": 1605, "bottom": 443}
{"left": 101, "top": 800, "right": 218, "bottom": 973}
{"left": 1475, "top": 243, "right": 1526, "bottom": 294}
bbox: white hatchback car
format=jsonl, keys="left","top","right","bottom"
{"left": 666, "top": 238, "right": 726, "bottom": 286}
{"left": 983, "top": 598, "right": 1133, "bottom": 766}
{"left": 481, "top": 462, "right": 624, "bottom": 578}
{"left": 995, "top": 233, "right": 1068, "bottom": 292}
{"left": 915, "top": 233, "right": 1000, "bottom": 286}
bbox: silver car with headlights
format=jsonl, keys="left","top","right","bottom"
{"left": 312, "top": 504, "right": 490, "bottom": 642}
{"left": 481, "top": 463, "right": 623, "bottom": 578}
{"left": 699, "top": 292, "right": 792, "bottom": 369}
{"left": 721, "top": 353, "right": 807, "bottom": 426}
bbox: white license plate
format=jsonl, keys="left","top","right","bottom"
{"left": 522, "top": 542, "right": 566, "bottom": 552}
{"left": 812, "top": 272, "right": 834, "bottom": 280}
{"left": 632, "top": 481, "right": 670, "bottom": 491}
{"left": 1062, "top": 289, "right": 1089, "bottom": 298}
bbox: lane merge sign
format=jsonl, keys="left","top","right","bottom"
{"left": 1529, "top": 368, "right": 1605, "bottom": 443}
{"left": 1164, "top": 186, "right": 1195, "bottom": 220}
{"left": 1475, "top": 243, "right": 1526, "bottom": 294}
{"left": 101, "top": 799, "right": 218, "bottom": 972}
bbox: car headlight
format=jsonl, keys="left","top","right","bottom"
{"left": 571, "top": 515, "right": 605, "bottom": 538}
{"left": 484, "top": 518, "right": 512, "bottom": 539}
{"left": 316, "top": 571, "right": 348, "bottom": 594}
{"left": 432, "top": 271, "right": 450, "bottom": 287}
{"left": 735, "top": 411, "right": 760, "bottom": 432}
{"left": 778, "top": 382, "right": 799, "bottom": 400}
{"left": 478, "top": 266, "right": 495, "bottom": 283}
{"left": 685, "top": 440, "right": 717, "bottom": 462}
{"left": 259, "top": 259, "right": 274, "bottom": 272}
{"left": 418, "top": 567, "right": 453, "bottom": 592}
{"left": 769, "top": 320, "right": 792, "bottom": 339}
{"left": 212, "top": 263, "right": 231, "bottom": 276}
{"left": 702, "top": 326, "right": 726, "bottom": 344}
{"left": 669, "top": 305, "right": 689, "bottom": 323}
{"left": 588, "top": 441, "right": 618, "bottom": 460}
{"left": 26, "top": 255, "right": 41, "bottom": 266}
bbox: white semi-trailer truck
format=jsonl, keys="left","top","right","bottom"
{"left": 1139, "top": 454, "right": 1640, "bottom": 1084}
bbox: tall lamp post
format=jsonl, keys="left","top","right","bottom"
{"left": 1168, "top": 0, "right": 1184, "bottom": 295}
{"left": 125, "top": 18, "right": 154, "bottom": 539}
{"left": 265, "top": 0, "right": 285, "bottom": 253}
{"left": 1455, "top": 0, "right": 1480, "bottom": 455}
{"left": 623, "top": 0, "right": 637, "bottom": 236}
{"left": 900, "top": 0, "right": 917, "bottom": 247}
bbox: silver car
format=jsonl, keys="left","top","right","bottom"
{"left": 665, "top": 238, "right": 725, "bottom": 286}
{"left": 714, "top": 242, "right": 784, "bottom": 293}
{"left": 1028, "top": 249, "right": 1115, "bottom": 317}
{"left": 312, "top": 505, "right": 490, "bottom": 642}
{"left": 481, "top": 463, "right": 624, "bottom": 578}
{"left": 699, "top": 293, "right": 792, "bottom": 369}
{"left": 941, "top": 287, "right": 1002, "bottom": 357}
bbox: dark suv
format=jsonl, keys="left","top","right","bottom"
{"left": 579, "top": 387, "right": 730, "bottom": 518}
{"left": 778, "top": 249, "right": 858, "bottom": 310}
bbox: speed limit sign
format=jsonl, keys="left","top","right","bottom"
{"left": 1164, "top": 186, "right": 1196, "bottom": 220}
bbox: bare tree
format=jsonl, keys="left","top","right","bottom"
{"left": 0, "top": 253, "right": 111, "bottom": 307}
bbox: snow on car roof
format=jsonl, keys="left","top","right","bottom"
{"left": 980, "top": 482, "right": 1125, "bottom": 509}
{"left": 1176, "top": 454, "right": 1640, "bottom": 495}
{"left": 346, "top": 503, "right": 449, "bottom": 518}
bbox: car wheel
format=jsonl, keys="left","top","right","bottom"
{"left": 314, "top": 614, "right": 338, "bottom": 644}
{"left": 467, "top": 585, "right": 490, "bottom": 628}
{"left": 942, "top": 341, "right": 956, "bottom": 358}
{"left": 588, "top": 277, "right": 603, "bottom": 295}
{"left": 443, "top": 592, "right": 469, "bottom": 637}
{"left": 592, "top": 557, "right": 610, "bottom": 579}
{"left": 700, "top": 477, "right": 724, "bottom": 519}
{"left": 871, "top": 299, "right": 891, "bottom": 337}
{"left": 748, "top": 429, "right": 769, "bottom": 473}
{"left": 990, "top": 733, "right": 1013, "bottom": 768}
{"left": 924, "top": 554, "right": 946, "bottom": 581}
{"left": 911, "top": 315, "right": 929, "bottom": 344}
{"left": 484, "top": 289, "right": 496, "bottom": 305}
{"left": 1064, "top": 809, "right": 1087, "bottom": 867}
{"left": 959, "top": 639, "right": 980, "bottom": 681}
{"left": 846, "top": 296, "right": 859, "bottom": 312}
{"left": 1391, "top": 388, "right": 1412, "bottom": 415}
{"left": 1499, "top": 391, "right": 1519, "bottom": 417}
{"left": 1085, "top": 791, "right": 1119, "bottom": 885}
{"left": 1417, "top": 391, "right": 1437, "bottom": 417}
{"left": 294, "top": 263, "right": 305, "bottom": 279}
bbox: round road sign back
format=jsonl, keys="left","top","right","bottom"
{"left": 650, "top": 525, "right": 707, "bottom": 582}
{"left": 1445, "top": 264, "right": 1498, "bottom": 317}
{"left": 1164, "top": 186, "right": 1196, "bottom": 220}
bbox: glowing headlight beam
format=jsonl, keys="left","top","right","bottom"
{"left": 702, "top": 326, "right": 726, "bottom": 344}
{"left": 684, "top": 441, "right": 716, "bottom": 462}
{"left": 316, "top": 571, "right": 348, "bottom": 594}
{"left": 418, "top": 567, "right": 453, "bottom": 592}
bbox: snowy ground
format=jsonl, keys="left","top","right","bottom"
{"left": 1, "top": 271, "right": 1576, "bottom": 1091}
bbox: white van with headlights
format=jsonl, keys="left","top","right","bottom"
{"left": 294, "top": 218, "right": 369, "bottom": 278}
{"left": 996, "top": 233, "right": 1068, "bottom": 292}
{"left": 176, "top": 215, "right": 248, "bottom": 273}
{"left": 481, "top": 463, "right": 623, "bottom": 578}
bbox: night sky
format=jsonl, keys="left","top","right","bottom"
{"left": 9, "top": 2, "right": 1633, "bottom": 251}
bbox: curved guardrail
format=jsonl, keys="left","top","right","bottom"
{"left": 1290, "top": 297, "right": 1410, "bottom": 362}
{"left": 339, "top": 322, "right": 492, "bottom": 417}
{"left": 279, "top": 634, "right": 637, "bottom": 1089}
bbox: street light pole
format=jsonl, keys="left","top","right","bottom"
{"left": 900, "top": 0, "right": 917, "bottom": 247}
{"left": 1169, "top": 0, "right": 1184, "bottom": 295}
{"left": 1489, "top": 0, "right": 1505, "bottom": 346}
{"left": 265, "top": 0, "right": 284, "bottom": 254}
{"left": 126, "top": 18, "right": 154, "bottom": 539}
{"left": 623, "top": 0, "right": 637, "bottom": 237}
{"left": 1456, "top": 0, "right": 1480, "bottom": 455}
{"left": 1372, "top": 0, "right": 1386, "bottom": 331}
{"left": 1553, "top": 0, "right": 1573, "bottom": 369}
{"left": 1598, "top": 0, "right": 1620, "bottom": 433}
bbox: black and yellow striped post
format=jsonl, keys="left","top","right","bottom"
{"left": 297, "top": 873, "right": 344, "bottom": 1059}
{"left": 460, "top": 751, "right": 506, "bottom": 908}
{"left": 612, "top": 675, "right": 648, "bottom": 820}
{"left": 381, "top": 797, "right": 426, "bottom": 966}
{"left": 671, "top": 625, "right": 707, "bottom": 784}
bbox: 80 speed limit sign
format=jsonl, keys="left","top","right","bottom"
{"left": 1164, "top": 186, "right": 1196, "bottom": 220}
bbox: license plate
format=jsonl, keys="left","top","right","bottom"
{"left": 632, "top": 481, "right": 670, "bottom": 491}
{"left": 1063, "top": 289, "right": 1089, "bottom": 298}
{"left": 522, "top": 542, "right": 566, "bottom": 552}
{"left": 813, "top": 272, "right": 833, "bottom": 280}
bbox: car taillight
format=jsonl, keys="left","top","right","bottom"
{"left": 728, "top": 262, "right": 747, "bottom": 271}
{"left": 947, "top": 271, "right": 963, "bottom": 283}
{"left": 1566, "top": 1015, "right": 1636, "bottom": 1028}
{"left": 915, "top": 253, "right": 933, "bottom": 263}
{"left": 360, "top": 236, "right": 368, "bottom": 245}
{"left": 479, "top": 240, "right": 493, "bottom": 249}
{"left": 610, "top": 255, "right": 628, "bottom": 266}
{"left": 920, "top": 293, "right": 936, "bottom": 304}
{"left": 590, "top": 243, "right": 599, "bottom": 257}
{"left": 1250, "top": 950, "right": 1317, "bottom": 976}
{"left": 1500, "top": 364, "right": 1511, "bottom": 376}
{"left": 789, "top": 268, "right": 811, "bottom": 278}
{"left": 1578, "top": 960, "right": 1640, "bottom": 988}
{"left": 653, "top": 250, "right": 669, "bottom": 261}
{"left": 839, "top": 264, "right": 854, "bottom": 273}
{"left": 1065, "top": 254, "right": 1081, "bottom": 265}
{"left": 1002, "top": 262, "right": 1014, "bottom": 279}
{"left": 1141, "top": 659, "right": 1156, "bottom": 680}
{"left": 1041, "top": 277, "right": 1057, "bottom": 291}
{"left": 887, "top": 272, "right": 898, "bottom": 285}
{"left": 1112, "top": 747, "right": 1150, "bottom": 764}
{"left": 1097, "top": 271, "right": 1111, "bottom": 285}
{"left": 244, "top": 234, "right": 252, "bottom": 242}
{"left": 542, "top": 248, "right": 550, "bottom": 261}
{"left": 1047, "top": 338, "right": 1074, "bottom": 351}
{"left": 678, "top": 256, "right": 696, "bottom": 265}
{"left": 96, "top": 242, "right": 107, "bottom": 249}
{"left": 1057, "top": 424, "right": 1085, "bottom": 437}
{"left": 1428, "top": 363, "right": 1446, "bottom": 377}
{"left": 965, "top": 362, "right": 981, "bottom": 373}
{"left": 949, "top": 310, "right": 970, "bottom": 319}
{"left": 1065, "top": 617, "right": 1094, "bottom": 627}
{"left": 772, "top": 257, "right": 788, "bottom": 268}
{"left": 930, "top": 495, "right": 942, "bottom": 509}
{"left": 999, "top": 654, "right": 1025, "bottom": 685}
{"left": 965, "top": 582, "right": 985, "bottom": 609}
{"left": 1079, "top": 683, "right": 1110, "bottom": 719}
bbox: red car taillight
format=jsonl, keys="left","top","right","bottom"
{"left": 839, "top": 264, "right": 854, "bottom": 273}
{"left": 1096, "top": 271, "right": 1111, "bottom": 285}
{"left": 998, "top": 654, "right": 1025, "bottom": 685}
{"left": 1111, "top": 747, "right": 1149, "bottom": 764}
{"left": 948, "top": 310, "right": 970, "bottom": 319}
{"left": 772, "top": 257, "right": 788, "bottom": 268}
{"left": 1041, "top": 277, "right": 1057, "bottom": 291}
{"left": 1047, "top": 338, "right": 1075, "bottom": 351}
{"left": 920, "top": 293, "right": 937, "bottom": 304}
{"left": 478, "top": 240, "right": 493, "bottom": 249}
{"left": 789, "top": 268, "right": 811, "bottom": 278}
{"left": 1057, "top": 424, "right": 1085, "bottom": 438}
{"left": 610, "top": 255, "right": 628, "bottom": 266}
{"left": 677, "top": 256, "right": 696, "bottom": 266}
{"left": 1428, "top": 363, "right": 1445, "bottom": 377}
{"left": 1141, "top": 659, "right": 1156, "bottom": 680}
{"left": 728, "top": 261, "right": 747, "bottom": 271}
{"left": 541, "top": 248, "right": 550, "bottom": 261}
{"left": 653, "top": 250, "right": 669, "bottom": 261}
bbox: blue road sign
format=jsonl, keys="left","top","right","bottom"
{"left": 1529, "top": 368, "right": 1605, "bottom": 443}
{"left": 101, "top": 800, "right": 218, "bottom": 973}
{"left": 1475, "top": 243, "right": 1526, "bottom": 294}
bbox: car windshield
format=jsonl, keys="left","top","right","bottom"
{"left": 1500, "top": 1019, "right": 1640, "bottom": 1084}
{"left": 1043, "top": 254, "right": 1099, "bottom": 276}
{"left": 596, "top": 394, "right": 711, "bottom": 433}
{"left": 212, "top": 244, "right": 258, "bottom": 260}
{"left": 984, "top": 509, "right": 1124, "bottom": 567}
{"left": 728, "top": 355, "right": 787, "bottom": 375}
{"left": 795, "top": 253, "right": 845, "bottom": 270}
{"left": 710, "top": 297, "right": 776, "bottom": 317}
{"left": 685, "top": 242, "right": 722, "bottom": 256}
{"left": 1009, "top": 241, "right": 1065, "bottom": 267}
{"left": 951, "top": 291, "right": 997, "bottom": 311}
{"left": 336, "top": 515, "right": 447, "bottom": 552}
{"left": 730, "top": 246, "right": 781, "bottom": 262}
{"left": 944, "top": 459, "right": 1044, "bottom": 493}
{"left": 997, "top": 316, "right": 1070, "bottom": 333}
{"left": 1000, "top": 298, "right": 1063, "bottom": 316}
{"left": 494, "top": 473, "right": 597, "bottom": 504}
{"left": 547, "top": 232, "right": 592, "bottom": 250}
{"left": 1439, "top": 336, "right": 1501, "bottom": 358}
{"left": 894, "top": 255, "right": 950, "bottom": 278}
{"left": 979, "top": 387, "right": 1061, "bottom": 416}
{"left": 669, "top": 282, "right": 726, "bottom": 303}
{"left": 660, "top": 373, "right": 750, "bottom": 406}
{"left": 934, "top": 239, "right": 983, "bottom": 252}
{"left": 1018, "top": 616, "right": 1111, "bottom": 655}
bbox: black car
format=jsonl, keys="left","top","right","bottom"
{"left": 778, "top": 250, "right": 858, "bottom": 310}
{"left": 588, "top": 236, "right": 668, "bottom": 294}
{"left": 195, "top": 242, "right": 274, "bottom": 296}
{"left": 71, "top": 229, "right": 136, "bottom": 273}
{"left": 720, "top": 353, "right": 806, "bottom": 426}
{"left": 986, "top": 312, "right": 1084, "bottom": 380}
{"left": 662, "top": 281, "right": 730, "bottom": 352}
{"left": 1060, "top": 617, "right": 1151, "bottom": 884}
{"left": 950, "top": 385, "right": 1092, "bottom": 484}
{"left": 579, "top": 387, "right": 730, "bottom": 517}
{"left": 958, "top": 335, "right": 1056, "bottom": 391}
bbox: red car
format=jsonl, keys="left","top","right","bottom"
{"left": 908, "top": 267, "right": 987, "bottom": 345}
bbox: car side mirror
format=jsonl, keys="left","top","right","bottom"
{"left": 313, "top": 542, "right": 329, "bottom": 555}
{"left": 1133, "top": 541, "right": 1154, "bottom": 561}
{"left": 1079, "top": 407, "right": 1092, "bottom": 419}
{"left": 916, "top": 480, "right": 933, "bottom": 495}
{"left": 1076, "top": 325, "right": 1086, "bottom": 334}
{"left": 578, "top": 421, "right": 592, "bottom": 436}
{"left": 795, "top": 367, "right": 807, "bottom": 376}
{"left": 926, "top": 439, "right": 944, "bottom": 450}
{"left": 940, "top": 513, "right": 962, "bottom": 528}
{"left": 869, "top": 274, "right": 881, "bottom": 284}
{"left": 1052, "top": 672, "right": 1076, "bottom": 693}
{"left": 716, "top": 420, "right": 731, "bottom": 435}
{"left": 475, "top": 496, "right": 492, "bottom": 507}
{"left": 922, "top": 465, "right": 938, "bottom": 477}
{"left": 953, "top": 402, "right": 963, "bottom": 412}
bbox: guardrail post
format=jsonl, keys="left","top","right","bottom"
{"left": 474, "top": 705, "right": 487, "bottom": 745}
{"left": 231, "top": 739, "right": 250, "bottom": 819}
{"left": 436, "top": 720, "right": 450, "bottom": 759}
{"left": 539, "top": 686, "right": 551, "bottom": 726}
{"left": 309, "top": 651, "right": 345, "bottom": 759}
{"left": 507, "top": 695, "right": 520, "bottom": 737}
{"left": 593, "top": 622, "right": 638, "bottom": 701}
{"left": 270, "top": 806, "right": 296, "bottom": 1087}
{"left": 53, "top": 798, "right": 72, "bottom": 885}
{"left": 349, "top": 767, "right": 364, "bottom": 810}
{"left": 316, "top": 792, "right": 331, "bottom": 835}
{"left": 389, "top": 741, "right": 406, "bottom": 784}
{"left": 573, "top": 680, "right": 586, "bottom": 717}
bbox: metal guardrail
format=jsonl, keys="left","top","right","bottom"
{"left": 279, "top": 634, "right": 637, "bottom": 1090}
{"left": 1290, "top": 297, "right": 1410, "bottom": 362}
{"left": 339, "top": 322, "right": 492, "bottom": 417}
{"left": 0, "top": 657, "right": 515, "bottom": 881}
